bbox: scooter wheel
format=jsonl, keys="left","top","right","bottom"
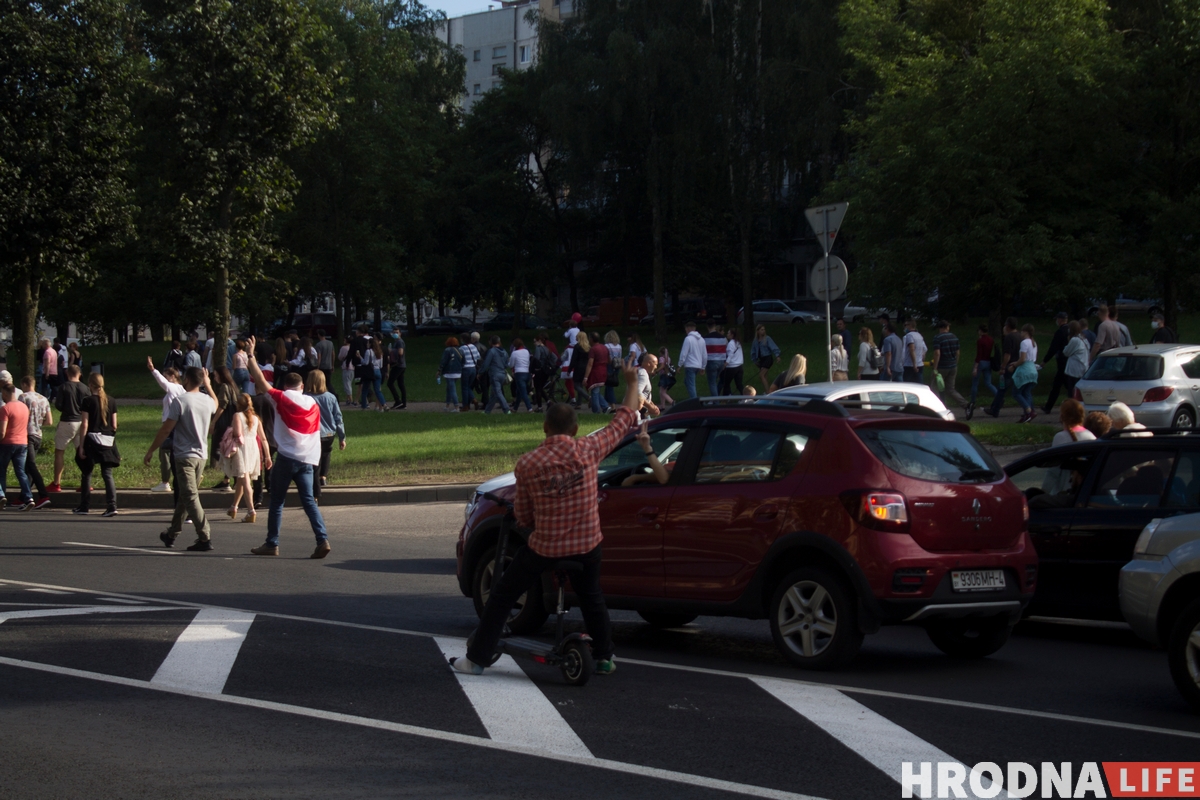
{"left": 560, "top": 640, "right": 594, "bottom": 686}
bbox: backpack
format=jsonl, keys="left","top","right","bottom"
{"left": 870, "top": 345, "right": 883, "bottom": 371}
{"left": 535, "top": 344, "right": 556, "bottom": 376}
{"left": 446, "top": 347, "right": 463, "bottom": 374}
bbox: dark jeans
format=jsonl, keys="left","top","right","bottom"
{"left": 706, "top": 362, "right": 723, "bottom": 397}
{"left": 903, "top": 366, "right": 923, "bottom": 383}
{"left": 467, "top": 544, "right": 613, "bottom": 665}
{"left": 989, "top": 372, "right": 1011, "bottom": 415}
{"left": 1063, "top": 374, "right": 1079, "bottom": 403}
{"left": 970, "top": 361, "right": 997, "bottom": 403}
{"left": 76, "top": 454, "right": 116, "bottom": 512}
{"left": 1043, "top": 359, "right": 1068, "bottom": 412}
{"left": 387, "top": 367, "right": 407, "bottom": 405}
{"left": 461, "top": 367, "right": 476, "bottom": 407}
{"left": 484, "top": 375, "right": 510, "bottom": 413}
{"left": 266, "top": 454, "right": 328, "bottom": 547}
{"left": 719, "top": 365, "right": 744, "bottom": 396}
{"left": 25, "top": 436, "right": 48, "bottom": 499}
{"left": 0, "top": 444, "right": 32, "bottom": 503}
{"left": 314, "top": 436, "right": 334, "bottom": 499}
{"left": 513, "top": 372, "right": 532, "bottom": 411}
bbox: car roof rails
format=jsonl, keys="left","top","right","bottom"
{"left": 1106, "top": 427, "right": 1198, "bottom": 438}
{"left": 661, "top": 395, "right": 849, "bottom": 417}
{"left": 832, "top": 400, "right": 946, "bottom": 420}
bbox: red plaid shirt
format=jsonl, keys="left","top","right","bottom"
{"left": 515, "top": 406, "right": 638, "bottom": 558}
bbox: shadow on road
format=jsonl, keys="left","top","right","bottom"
{"left": 327, "top": 558, "right": 458, "bottom": 575}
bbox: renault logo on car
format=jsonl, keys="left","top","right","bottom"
{"left": 963, "top": 498, "right": 991, "bottom": 524}
{"left": 972, "top": 499, "right": 981, "bottom": 515}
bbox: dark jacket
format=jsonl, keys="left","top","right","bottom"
{"left": 1043, "top": 323, "right": 1070, "bottom": 365}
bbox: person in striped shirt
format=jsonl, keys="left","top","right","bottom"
{"left": 244, "top": 336, "right": 331, "bottom": 559}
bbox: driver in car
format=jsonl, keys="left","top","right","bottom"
{"left": 1029, "top": 464, "right": 1087, "bottom": 510}
{"left": 451, "top": 357, "right": 643, "bottom": 677}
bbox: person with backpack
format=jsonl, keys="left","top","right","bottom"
{"left": 459, "top": 333, "right": 482, "bottom": 411}
{"left": 437, "top": 337, "right": 464, "bottom": 413}
{"left": 857, "top": 328, "right": 881, "bottom": 380}
{"left": 530, "top": 333, "right": 557, "bottom": 412}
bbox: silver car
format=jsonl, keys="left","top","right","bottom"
{"left": 1077, "top": 344, "right": 1200, "bottom": 429}
{"left": 769, "top": 380, "right": 955, "bottom": 422}
{"left": 1120, "top": 513, "right": 1200, "bottom": 712}
{"left": 736, "top": 299, "right": 823, "bottom": 325}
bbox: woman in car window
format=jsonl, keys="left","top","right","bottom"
{"left": 769, "top": 354, "right": 807, "bottom": 393}
{"left": 1012, "top": 324, "right": 1040, "bottom": 423}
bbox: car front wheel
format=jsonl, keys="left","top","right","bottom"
{"left": 925, "top": 617, "right": 1013, "bottom": 658}
{"left": 472, "top": 546, "right": 548, "bottom": 636}
{"left": 769, "top": 567, "right": 862, "bottom": 670}
{"left": 1167, "top": 597, "right": 1200, "bottom": 712}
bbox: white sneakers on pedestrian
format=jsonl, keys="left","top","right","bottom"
{"left": 150, "top": 482, "right": 171, "bottom": 493}
{"left": 449, "top": 656, "right": 484, "bottom": 675}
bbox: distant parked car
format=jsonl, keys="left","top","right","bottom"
{"left": 769, "top": 381, "right": 955, "bottom": 422}
{"left": 841, "top": 302, "right": 870, "bottom": 322}
{"left": 273, "top": 312, "right": 341, "bottom": 341}
{"left": 642, "top": 297, "right": 727, "bottom": 327}
{"left": 1087, "top": 294, "right": 1164, "bottom": 318}
{"left": 482, "top": 313, "right": 550, "bottom": 332}
{"left": 1121, "top": 513, "right": 1200, "bottom": 711}
{"left": 1074, "top": 344, "right": 1200, "bottom": 429}
{"left": 351, "top": 319, "right": 406, "bottom": 337}
{"left": 414, "top": 316, "right": 474, "bottom": 337}
{"left": 736, "top": 299, "right": 823, "bottom": 326}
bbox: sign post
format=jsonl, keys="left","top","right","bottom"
{"left": 805, "top": 202, "right": 849, "bottom": 379}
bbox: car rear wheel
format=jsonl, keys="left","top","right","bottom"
{"left": 925, "top": 617, "right": 1013, "bottom": 659}
{"left": 1172, "top": 406, "right": 1196, "bottom": 430}
{"left": 791, "top": 317, "right": 805, "bottom": 324}
{"left": 1167, "top": 598, "right": 1200, "bottom": 712}
{"left": 638, "top": 611, "right": 698, "bottom": 629}
{"left": 769, "top": 567, "right": 862, "bottom": 670}
{"left": 472, "top": 546, "right": 549, "bottom": 636}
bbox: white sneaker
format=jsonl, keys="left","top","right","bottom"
{"left": 449, "top": 656, "right": 484, "bottom": 675}
{"left": 150, "top": 482, "right": 171, "bottom": 493}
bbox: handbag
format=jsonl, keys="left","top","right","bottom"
{"left": 85, "top": 431, "right": 121, "bottom": 467}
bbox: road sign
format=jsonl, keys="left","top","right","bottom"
{"left": 811, "top": 257, "right": 848, "bottom": 302}
{"left": 805, "top": 202, "right": 848, "bottom": 256}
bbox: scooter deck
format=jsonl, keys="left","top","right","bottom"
{"left": 498, "top": 637, "right": 555, "bottom": 656}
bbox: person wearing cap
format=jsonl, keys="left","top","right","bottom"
{"left": 564, "top": 313, "right": 582, "bottom": 347}
{"left": 1041, "top": 311, "right": 1071, "bottom": 415}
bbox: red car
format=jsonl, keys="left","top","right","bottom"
{"left": 455, "top": 397, "right": 1037, "bottom": 669}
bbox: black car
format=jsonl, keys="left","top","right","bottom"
{"left": 482, "top": 313, "right": 550, "bottom": 331}
{"left": 413, "top": 316, "right": 474, "bottom": 337}
{"left": 1005, "top": 430, "right": 1200, "bottom": 620}
{"left": 641, "top": 297, "right": 727, "bottom": 327}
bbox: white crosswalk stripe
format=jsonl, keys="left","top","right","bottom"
{"left": 152, "top": 608, "right": 257, "bottom": 694}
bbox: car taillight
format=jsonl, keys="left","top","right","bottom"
{"left": 1143, "top": 386, "right": 1174, "bottom": 403}
{"left": 1021, "top": 495, "right": 1029, "bottom": 530}
{"left": 1073, "top": 388, "right": 1082, "bottom": 401}
{"left": 841, "top": 491, "right": 910, "bottom": 532}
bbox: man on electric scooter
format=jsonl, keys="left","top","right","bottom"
{"left": 452, "top": 356, "right": 643, "bottom": 676}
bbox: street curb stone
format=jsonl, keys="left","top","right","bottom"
{"left": 4, "top": 483, "right": 477, "bottom": 510}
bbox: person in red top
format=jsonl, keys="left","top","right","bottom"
{"left": 454, "top": 358, "right": 643, "bottom": 676}
{"left": 0, "top": 382, "right": 34, "bottom": 510}
{"left": 966, "top": 323, "right": 997, "bottom": 420}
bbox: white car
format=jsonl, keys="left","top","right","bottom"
{"left": 1076, "top": 344, "right": 1200, "bottom": 429}
{"left": 767, "top": 380, "right": 955, "bottom": 422}
{"left": 736, "top": 299, "right": 823, "bottom": 325}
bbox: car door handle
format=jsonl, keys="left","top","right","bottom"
{"left": 636, "top": 507, "right": 660, "bottom": 523}
{"left": 753, "top": 504, "right": 779, "bottom": 522}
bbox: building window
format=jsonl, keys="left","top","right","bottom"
{"left": 491, "top": 63, "right": 504, "bottom": 76}
{"left": 473, "top": 49, "right": 480, "bottom": 61}
{"left": 492, "top": 46, "right": 506, "bottom": 58}
{"left": 519, "top": 45, "right": 530, "bottom": 64}
{"left": 492, "top": 81, "right": 501, "bottom": 90}
{"left": 473, "top": 84, "right": 482, "bottom": 95}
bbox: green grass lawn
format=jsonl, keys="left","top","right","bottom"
{"left": 37, "top": 311, "right": 1200, "bottom": 404}
{"left": 21, "top": 402, "right": 1047, "bottom": 492}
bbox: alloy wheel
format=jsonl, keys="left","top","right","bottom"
{"left": 777, "top": 580, "right": 838, "bottom": 658}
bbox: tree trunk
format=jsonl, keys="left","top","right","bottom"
{"left": 373, "top": 306, "right": 383, "bottom": 333}
{"left": 214, "top": 187, "right": 236, "bottom": 369}
{"left": 649, "top": 140, "right": 666, "bottom": 344}
{"left": 11, "top": 261, "right": 41, "bottom": 379}
{"left": 56, "top": 321, "right": 70, "bottom": 344}
{"left": 740, "top": 210, "right": 754, "bottom": 343}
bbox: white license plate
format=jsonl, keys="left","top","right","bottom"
{"left": 951, "top": 570, "right": 1006, "bottom": 592}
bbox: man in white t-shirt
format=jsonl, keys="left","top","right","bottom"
{"left": 564, "top": 312, "right": 581, "bottom": 347}
{"left": 636, "top": 353, "right": 660, "bottom": 419}
{"left": 902, "top": 319, "right": 928, "bottom": 384}
{"left": 245, "top": 336, "right": 331, "bottom": 559}
{"left": 146, "top": 357, "right": 186, "bottom": 493}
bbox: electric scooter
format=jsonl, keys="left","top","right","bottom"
{"left": 468, "top": 491, "right": 595, "bottom": 686}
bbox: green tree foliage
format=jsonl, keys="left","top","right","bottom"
{"left": 0, "top": 0, "right": 133, "bottom": 376}
{"left": 139, "top": 0, "right": 339, "bottom": 352}
{"left": 834, "top": 0, "right": 1128, "bottom": 322}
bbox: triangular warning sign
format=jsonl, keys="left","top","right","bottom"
{"left": 805, "top": 202, "right": 848, "bottom": 256}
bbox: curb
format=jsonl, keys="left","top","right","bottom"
{"left": 4, "top": 483, "right": 477, "bottom": 510}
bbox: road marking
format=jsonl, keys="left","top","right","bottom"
{"left": 94, "top": 598, "right": 145, "bottom": 605}
{"left": 753, "top": 678, "right": 991, "bottom": 797}
{"left": 1026, "top": 615, "right": 1131, "bottom": 631}
{"left": 4, "top": 576, "right": 1199, "bottom": 742}
{"left": 432, "top": 636, "right": 593, "bottom": 759}
{"left": 151, "top": 609, "right": 256, "bottom": 694}
{"left": 0, "top": 655, "right": 824, "bottom": 800}
{"left": 62, "top": 542, "right": 180, "bottom": 556}
{"left": 0, "top": 603, "right": 97, "bottom": 608}
{"left": 0, "top": 606, "right": 180, "bottom": 623}
{"left": 25, "top": 588, "right": 73, "bottom": 595}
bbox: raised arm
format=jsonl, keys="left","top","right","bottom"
{"left": 244, "top": 336, "right": 273, "bottom": 395}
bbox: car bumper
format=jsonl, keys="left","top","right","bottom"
{"left": 1119, "top": 556, "right": 1181, "bottom": 645}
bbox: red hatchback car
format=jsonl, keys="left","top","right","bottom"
{"left": 455, "top": 397, "right": 1037, "bottom": 669}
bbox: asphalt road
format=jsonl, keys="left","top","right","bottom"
{"left": 1, "top": 503, "right": 1198, "bottom": 800}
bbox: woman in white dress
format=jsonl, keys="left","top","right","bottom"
{"left": 221, "top": 394, "right": 271, "bottom": 523}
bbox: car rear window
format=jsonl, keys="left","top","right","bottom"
{"left": 1083, "top": 355, "right": 1164, "bottom": 382}
{"left": 857, "top": 428, "right": 1001, "bottom": 483}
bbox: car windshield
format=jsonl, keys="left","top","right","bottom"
{"left": 857, "top": 428, "right": 1001, "bottom": 483}
{"left": 1083, "top": 355, "right": 1164, "bottom": 382}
